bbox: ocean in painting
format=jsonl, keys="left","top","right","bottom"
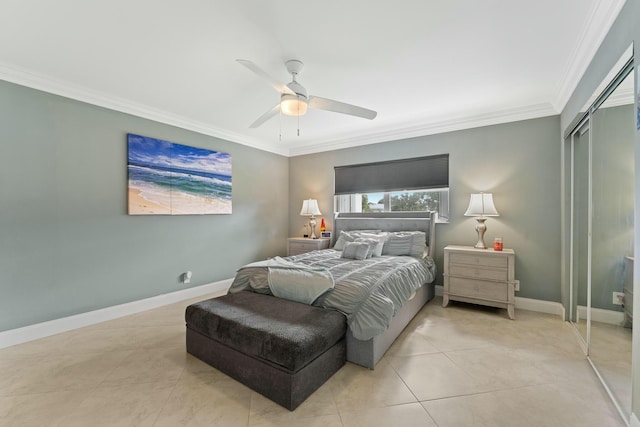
{"left": 127, "top": 134, "right": 232, "bottom": 215}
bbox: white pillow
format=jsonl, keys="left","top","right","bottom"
{"left": 333, "top": 231, "right": 355, "bottom": 251}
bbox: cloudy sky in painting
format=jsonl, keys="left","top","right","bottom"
{"left": 127, "top": 134, "right": 231, "bottom": 177}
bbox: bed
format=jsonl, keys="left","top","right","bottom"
{"left": 228, "top": 211, "right": 438, "bottom": 368}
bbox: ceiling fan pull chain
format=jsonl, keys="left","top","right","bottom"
{"left": 279, "top": 108, "right": 283, "bottom": 142}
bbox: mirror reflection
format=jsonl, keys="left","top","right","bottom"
{"left": 566, "top": 51, "right": 634, "bottom": 421}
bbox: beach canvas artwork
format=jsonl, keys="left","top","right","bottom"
{"left": 127, "top": 134, "right": 232, "bottom": 215}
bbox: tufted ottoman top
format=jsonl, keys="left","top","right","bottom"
{"left": 185, "top": 291, "right": 346, "bottom": 373}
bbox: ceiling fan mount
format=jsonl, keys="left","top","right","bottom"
{"left": 285, "top": 59, "right": 304, "bottom": 78}
{"left": 236, "top": 58, "right": 377, "bottom": 128}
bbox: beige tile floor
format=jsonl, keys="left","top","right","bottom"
{"left": 0, "top": 294, "right": 626, "bottom": 427}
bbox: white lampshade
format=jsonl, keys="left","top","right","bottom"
{"left": 464, "top": 193, "right": 499, "bottom": 217}
{"left": 300, "top": 199, "right": 321, "bottom": 216}
{"left": 281, "top": 94, "right": 308, "bottom": 116}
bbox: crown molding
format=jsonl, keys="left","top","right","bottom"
{"left": 0, "top": 62, "right": 290, "bottom": 157}
{"left": 288, "top": 103, "right": 558, "bottom": 157}
{"left": 2, "top": 61, "right": 559, "bottom": 158}
{"left": 553, "top": 0, "right": 627, "bottom": 112}
{"left": 0, "top": 2, "right": 626, "bottom": 160}
{"left": 0, "top": 62, "right": 568, "bottom": 159}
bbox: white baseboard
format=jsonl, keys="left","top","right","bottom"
{"left": 577, "top": 305, "right": 626, "bottom": 326}
{"left": 515, "top": 296, "right": 565, "bottom": 317}
{"left": 630, "top": 412, "right": 639, "bottom": 427}
{"left": 435, "top": 285, "right": 565, "bottom": 318}
{"left": 0, "top": 279, "right": 232, "bottom": 349}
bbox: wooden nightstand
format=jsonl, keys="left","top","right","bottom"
{"left": 443, "top": 245, "right": 516, "bottom": 319}
{"left": 287, "top": 238, "right": 330, "bottom": 256}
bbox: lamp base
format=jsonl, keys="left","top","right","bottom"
{"left": 473, "top": 218, "right": 488, "bottom": 249}
{"left": 309, "top": 216, "right": 318, "bottom": 239}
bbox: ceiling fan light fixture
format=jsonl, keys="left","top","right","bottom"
{"left": 280, "top": 94, "right": 308, "bottom": 116}
{"left": 237, "top": 59, "right": 377, "bottom": 127}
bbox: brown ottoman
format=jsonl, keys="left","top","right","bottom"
{"left": 185, "top": 291, "right": 346, "bottom": 410}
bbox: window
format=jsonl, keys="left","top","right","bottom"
{"left": 334, "top": 189, "right": 449, "bottom": 218}
{"left": 334, "top": 155, "right": 449, "bottom": 219}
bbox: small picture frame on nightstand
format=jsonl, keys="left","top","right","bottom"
{"left": 321, "top": 231, "right": 331, "bottom": 238}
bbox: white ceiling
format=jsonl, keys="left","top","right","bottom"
{"left": 0, "top": 0, "right": 626, "bottom": 156}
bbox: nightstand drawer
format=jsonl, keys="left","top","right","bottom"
{"left": 287, "top": 238, "right": 330, "bottom": 256}
{"left": 289, "top": 241, "right": 317, "bottom": 255}
{"left": 449, "top": 252, "right": 507, "bottom": 268}
{"left": 448, "top": 264, "right": 508, "bottom": 281}
{"left": 449, "top": 277, "right": 509, "bottom": 301}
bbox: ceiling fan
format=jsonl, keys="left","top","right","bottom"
{"left": 237, "top": 59, "right": 377, "bottom": 128}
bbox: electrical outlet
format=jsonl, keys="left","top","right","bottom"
{"left": 514, "top": 280, "right": 520, "bottom": 292}
{"left": 182, "top": 271, "right": 192, "bottom": 284}
{"left": 612, "top": 291, "right": 624, "bottom": 305}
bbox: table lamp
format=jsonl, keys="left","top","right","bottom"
{"left": 300, "top": 199, "right": 322, "bottom": 239}
{"left": 464, "top": 193, "right": 499, "bottom": 249}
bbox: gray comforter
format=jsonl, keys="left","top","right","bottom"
{"left": 228, "top": 249, "right": 436, "bottom": 340}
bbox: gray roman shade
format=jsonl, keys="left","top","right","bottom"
{"left": 334, "top": 154, "right": 449, "bottom": 195}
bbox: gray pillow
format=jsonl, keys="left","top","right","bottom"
{"left": 333, "top": 230, "right": 382, "bottom": 251}
{"left": 355, "top": 233, "right": 387, "bottom": 257}
{"left": 341, "top": 242, "right": 370, "bottom": 260}
{"left": 355, "top": 238, "right": 378, "bottom": 258}
{"left": 382, "top": 231, "right": 426, "bottom": 258}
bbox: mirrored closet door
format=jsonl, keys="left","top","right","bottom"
{"left": 564, "top": 48, "right": 634, "bottom": 422}
{"left": 569, "top": 119, "right": 590, "bottom": 348}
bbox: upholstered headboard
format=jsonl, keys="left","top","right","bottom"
{"left": 333, "top": 211, "right": 437, "bottom": 258}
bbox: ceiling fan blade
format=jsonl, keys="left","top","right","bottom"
{"left": 236, "top": 59, "right": 295, "bottom": 95}
{"left": 309, "top": 96, "right": 377, "bottom": 120}
{"left": 249, "top": 104, "right": 280, "bottom": 128}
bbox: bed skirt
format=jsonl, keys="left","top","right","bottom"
{"left": 346, "top": 282, "right": 434, "bottom": 368}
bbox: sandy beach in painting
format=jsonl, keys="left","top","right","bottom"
{"left": 128, "top": 185, "right": 232, "bottom": 215}
{"left": 128, "top": 188, "right": 170, "bottom": 215}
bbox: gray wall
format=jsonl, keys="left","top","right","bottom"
{"left": 289, "top": 115, "right": 561, "bottom": 302}
{"left": 560, "top": 0, "right": 640, "bottom": 418}
{"left": 0, "top": 80, "right": 289, "bottom": 332}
